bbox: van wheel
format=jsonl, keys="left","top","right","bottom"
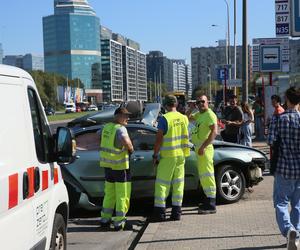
{"left": 50, "top": 214, "right": 66, "bottom": 250}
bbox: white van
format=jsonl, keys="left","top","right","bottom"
{"left": 65, "top": 103, "right": 76, "bottom": 113}
{"left": 0, "top": 65, "right": 75, "bottom": 250}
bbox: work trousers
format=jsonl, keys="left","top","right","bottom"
{"left": 196, "top": 144, "right": 216, "bottom": 200}
{"left": 101, "top": 168, "right": 131, "bottom": 226}
{"left": 154, "top": 156, "right": 185, "bottom": 208}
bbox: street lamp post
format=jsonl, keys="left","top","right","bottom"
{"left": 223, "top": 0, "right": 230, "bottom": 105}
{"left": 223, "top": 0, "right": 230, "bottom": 67}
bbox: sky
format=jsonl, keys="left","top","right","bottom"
{"left": 0, "top": 0, "right": 276, "bottom": 62}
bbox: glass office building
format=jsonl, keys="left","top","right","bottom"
{"left": 43, "top": 0, "right": 101, "bottom": 89}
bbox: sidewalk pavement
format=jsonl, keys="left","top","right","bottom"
{"left": 135, "top": 175, "right": 287, "bottom": 250}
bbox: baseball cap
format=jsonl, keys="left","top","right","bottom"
{"left": 163, "top": 95, "right": 178, "bottom": 107}
{"left": 114, "top": 107, "right": 132, "bottom": 116}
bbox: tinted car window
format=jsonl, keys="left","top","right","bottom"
{"left": 128, "top": 128, "right": 156, "bottom": 151}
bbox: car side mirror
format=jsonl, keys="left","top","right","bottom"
{"left": 55, "top": 127, "right": 76, "bottom": 164}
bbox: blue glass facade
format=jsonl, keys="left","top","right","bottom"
{"left": 43, "top": 0, "right": 101, "bottom": 89}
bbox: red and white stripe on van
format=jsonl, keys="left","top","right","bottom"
{"left": 0, "top": 166, "right": 61, "bottom": 213}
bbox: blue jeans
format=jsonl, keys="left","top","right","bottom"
{"left": 255, "top": 116, "right": 264, "bottom": 140}
{"left": 273, "top": 174, "right": 300, "bottom": 237}
{"left": 240, "top": 123, "right": 252, "bottom": 147}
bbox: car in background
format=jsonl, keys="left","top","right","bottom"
{"left": 65, "top": 103, "right": 76, "bottom": 113}
{"left": 44, "top": 106, "right": 55, "bottom": 116}
{"left": 77, "top": 102, "right": 89, "bottom": 112}
{"left": 62, "top": 121, "right": 268, "bottom": 211}
{"left": 76, "top": 106, "right": 81, "bottom": 112}
{"left": 87, "top": 104, "right": 98, "bottom": 111}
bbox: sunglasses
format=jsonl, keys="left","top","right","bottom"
{"left": 196, "top": 100, "right": 206, "bottom": 105}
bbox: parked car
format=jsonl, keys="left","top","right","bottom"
{"left": 87, "top": 104, "right": 98, "bottom": 111}
{"left": 62, "top": 122, "right": 268, "bottom": 211}
{"left": 65, "top": 103, "right": 76, "bottom": 113}
{"left": 76, "top": 106, "right": 81, "bottom": 113}
{"left": 44, "top": 106, "right": 55, "bottom": 116}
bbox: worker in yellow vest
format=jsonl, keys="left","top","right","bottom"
{"left": 99, "top": 107, "right": 134, "bottom": 230}
{"left": 186, "top": 95, "right": 218, "bottom": 214}
{"left": 151, "top": 95, "right": 190, "bottom": 221}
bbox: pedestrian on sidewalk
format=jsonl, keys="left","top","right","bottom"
{"left": 253, "top": 96, "right": 265, "bottom": 141}
{"left": 271, "top": 94, "right": 285, "bottom": 116}
{"left": 99, "top": 107, "right": 134, "bottom": 231}
{"left": 187, "top": 95, "right": 218, "bottom": 214}
{"left": 240, "top": 102, "right": 254, "bottom": 147}
{"left": 151, "top": 95, "right": 190, "bottom": 221}
{"left": 267, "top": 87, "right": 300, "bottom": 249}
{"left": 220, "top": 95, "right": 243, "bottom": 144}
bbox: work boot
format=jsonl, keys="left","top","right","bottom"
{"left": 149, "top": 207, "right": 166, "bottom": 222}
{"left": 99, "top": 218, "right": 111, "bottom": 228}
{"left": 170, "top": 206, "right": 182, "bottom": 221}
{"left": 198, "top": 198, "right": 216, "bottom": 214}
{"left": 287, "top": 229, "right": 298, "bottom": 250}
{"left": 113, "top": 220, "right": 133, "bottom": 231}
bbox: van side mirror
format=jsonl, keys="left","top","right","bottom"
{"left": 55, "top": 127, "right": 76, "bottom": 164}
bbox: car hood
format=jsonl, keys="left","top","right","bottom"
{"left": 67, "top": 102, "right": 161, "bottom": 128}
{"left": 213, "top": 140, "right": 268, "bottom": 159}
{"left": 67, "top": 107, "right": 118, "bottom": 127}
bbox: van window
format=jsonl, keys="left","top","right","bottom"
{"left": 28, "top": 88, "right": 52, "bottom": 163}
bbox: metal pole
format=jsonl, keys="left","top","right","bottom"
{"left": 224, "top": 0, "right": 230, "bottom": 69}
{"left": 242, "top": 0, "right": 248, "bottom": 103}
{"left": 154, "top": 74, "right": 157, "bottom": 103}
{"left": 234, "top": 0, "right": 237, "bottom": 95}
{"left": 234, "top": 0, "right": 236, "bottom": 79}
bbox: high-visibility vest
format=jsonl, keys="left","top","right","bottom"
{"left": 99, "top": 123, "right": 129, "bottom": 170}
{"left": 160, "top": 111, "right": 190, "bottom": 158}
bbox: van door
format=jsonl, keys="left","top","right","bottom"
{"left": 0, "top": 76, "right": 36, "bottom": 249}
{"left": 25, "top": 81, "right": 58, "bottom": 248}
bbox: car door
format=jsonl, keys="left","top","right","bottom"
{"left": 127, "top": 126, "right": 157, "bottom": 198}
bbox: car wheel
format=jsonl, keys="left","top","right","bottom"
{"left": 50, "top": 213, "right": 66, "bottom": 250}
{"left": 216, "top": 165, "right": 245, "bottom": 204}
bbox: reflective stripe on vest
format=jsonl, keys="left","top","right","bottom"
{"left": 160, "top": 112, "right": 190, "bottom": 158}
{"left": 100, "top": 123, "right": 129, "bottom": 170}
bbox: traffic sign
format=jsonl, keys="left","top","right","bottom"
{"left": 275, "top": 0, "right": 290, "bottom": 36}
{"left": 252, "top": 37, "right": 289, "bottom": 72}
{"left": 260, "top": 45, "right": 281, "bottom": 72}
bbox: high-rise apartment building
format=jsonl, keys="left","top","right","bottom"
{"left": 23, "top": 54, "right": 44, "bottom": 71}
{"left": 2, "top": 54, "right": 44, "bottom": 71}
{"left": 191, "top": 44, "right": 252, "bottom": 91}
{"left": 146, "top": 51, "right": 173, "bottom": 91}
{"left": 101, "top": 39, "right": 123, "bottom": 102}
{"left": 43, "top": 0, "right": 101, "bottom": 89}
{"left": 100, "top": 26, "right": 147, "bottom": 102}
{"left": 146, "top": 51, "right": 191, "bottom": 96}
{"left": 3, "top": 55, "right": 23, "bottom": 68}
{"left": 171, "top": 59, "right": 186, "bottom": 92}
{"left": 185, "top": 64, "right": 192, "bottom": 99}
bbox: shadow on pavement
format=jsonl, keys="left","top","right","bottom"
{"left": 138, "top": 233, "right": 282, "bottom": 244}
{"left": 228, "top": 243, "right": 286, "bottom": 250}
